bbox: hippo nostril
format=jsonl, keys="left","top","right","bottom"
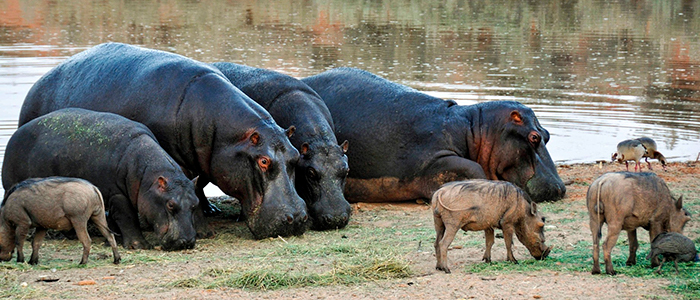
{"left": 302, "top": 214, "right": 309, "bottom": 223}
{"left": 341, "top": 212, "right": 349, "bottom": 222}
{"left": 285, "top": 213, "right": 294, "bottom": 224}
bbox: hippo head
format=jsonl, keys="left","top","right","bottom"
{"left": 295, "top": 140, "right": 352, "bottom": 230}
{"left": 670, "top": 195, "right": 691, "bottom": 233}
{"left": 210, "top": 122, "right": 309, "bottom": 239}
{"left": 514, "top": 201, "right": 551, "bottom": 260}
{"left": 474, "top": 101, "right": 565, "bottom": 202}
{"left": 137, "top": 174, "right": 199, "bottom": 250}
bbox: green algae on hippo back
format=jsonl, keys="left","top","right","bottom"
{"left": 37, "top": 115, "right": 110, "bottom": 146}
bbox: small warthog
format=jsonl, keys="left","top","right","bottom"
{"left": 647, "top": 232, "right": 698, "bottom": 274}
{"left": 432, "top": 180, "right": 551, "bottom": 273}
{"left": 0, "top": 177, "right": 121, "bottom": 265}
{"left": 587, "top": 172, "right": 690, "bottom": 275}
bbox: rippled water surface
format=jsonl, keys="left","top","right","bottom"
{"left": 1, "top": 0, "right": 700, "bottom": 196}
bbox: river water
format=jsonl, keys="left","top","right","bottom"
{"left": 1, "top": 0, "right": 699, "bottom": 196}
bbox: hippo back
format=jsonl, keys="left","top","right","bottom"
{"left": 302, "top": 67, "right": 565, "bottom": 202}
{"left": 3, "top": 108, "right": 171, "bottom": 201}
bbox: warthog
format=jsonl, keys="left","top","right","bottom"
{"left": 587, "top": 172, "right": 690, "bottom": 275}
{"left": 432, "top": 180, "right": 551, "bottom": 273}
{"left": 0, "top": 177, "right": 121, "bottom": 265}
{"left": 647, "top": 232, "right": 698, "bottom": 274}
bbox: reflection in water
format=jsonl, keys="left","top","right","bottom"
{"left": 0, "top": 0, "right": 699, "bottom": 197}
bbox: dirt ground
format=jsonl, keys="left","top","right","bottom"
{"left": 3, "top": 161, "right": 699, "bottom": 299}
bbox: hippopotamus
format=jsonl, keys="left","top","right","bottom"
{"left": 302, "top": 67, "right": 565, "bottom": 203}
{"left": 211, "top": 62, "right": 351, "bottom": 230}
{"left": 18, "top": 42, "right": 307, "bottom": 239}
{"left": 2, "top": 109, "right": 198, "bottom": 250}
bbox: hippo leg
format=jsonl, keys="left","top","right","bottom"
{"left": 428, "top": 156, "right": 487, "bottom": 184}
{"left": 626, "top": 229, "right": 638, "bottom": 266}
{"left": 71, "top": 220, "right": 91, "bottom": 265}
{"left": 436, "top": 225, "right": 460, "bottom": 274}
{"left": 91, "top": 214, "right": 121, "bottom": 264}
{"left": 108, "top": 195, "right": 151, "bottom": 249}
{"left": 195, "top": 176, "right": 220, "bottom": 216}
{"left": 590, "top": 217, "right": 603, "bottom": 274}
{"left": 603, "top": 222, "right": 623, "bottom": 275}
{"left": 482, "top": 228, "right": 495, "bottom": 263}
{"left": 502, "top": 225, "right": 518, "bottom": 264}
{"left": 28, "top": 228, "right": 47, "bottom": 265}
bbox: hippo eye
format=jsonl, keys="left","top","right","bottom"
{"left": 528, "top": 132, "right": 541, "bottom": 146}
{"left": 258, "top": 156, "right": 271, "bottom": 172}
{"left": 166, "top": 200, "right": 178, "bottom": 213}
{"left": 307, "top": 167, "right": 318, "bottom": 180}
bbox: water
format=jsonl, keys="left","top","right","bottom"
{"left": 1, "top": 0, "right": 700, "bottom": 197}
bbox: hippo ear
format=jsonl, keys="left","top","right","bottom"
{"left": 529, "top": 202, "right": 537, "bottom": 216}
{"left": 157, "top": 176, "right": 168, "bottom": 192}
{"left": 286, "top": 126, "right": 296, "bottom": 138}
{"left": 300, "top": 143, "right": 310, "bottom": 157}
{"left": 676, "top": 195, "right": 683, "bottom": 210}
{"left": 510, "top": 111, "right": 523, "bottom": 125}
{"left": 250, "top": 132, "right": 260, "bottom": 145}
{"left": 340, "top": 140, "right": 349, "bottom": 154}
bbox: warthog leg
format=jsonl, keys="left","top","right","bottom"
{"left": 28, "top": 228, "right": 47, "bottom": 265}
{"left": 483, "top": 228, "right": 495, "bottom": 263}
{"left": 603, "top": 222, "right": 623, "bottom": 275}
{"left": 626, "top": 229, "right": 638, "bottom": 266}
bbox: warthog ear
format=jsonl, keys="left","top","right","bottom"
{"left": 340, "top": 140, "right": 349, "bottom": 154}
{"left": 530, "top": 202, "right": 537, "bottom": 216}
{"left": 157, "top": 176, "right": 168, "bottom": 192}
{"left": 286, "top": 126, "right": 296, "bottom": 138}
{"left": 191, "top": 176, "right": 199, "bottom": 185}
{"left": 676, "top": 195, "right": 684, "bottom": 210}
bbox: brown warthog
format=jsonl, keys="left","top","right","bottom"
{"left": 587, "top": 172, "right": 690, "bottom": 275}
{"left": 0, "top": 177, "right": 121, "bottom": 265}
{"left": 432, "top": 180, "right": 551, "bottom": 273}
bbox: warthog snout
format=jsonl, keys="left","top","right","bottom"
{"left": 537, "top": 246, "right": 552, "bottom": 260}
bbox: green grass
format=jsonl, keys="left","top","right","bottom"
{"left": 2, "top": 196, "right": 698, "bottom": 297}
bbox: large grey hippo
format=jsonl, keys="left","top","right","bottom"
{"left": 302, "top": 67, "right": 566, "bottom": 203}
{"left": 18, "top": 43, "right": 307, "bottom": 239}
{"left": 212, "top": 62, "right": 351, "bottom": 230}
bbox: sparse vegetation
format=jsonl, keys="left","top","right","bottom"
{"left": 0, "top": 163, "right": 698, "bottom": 298}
